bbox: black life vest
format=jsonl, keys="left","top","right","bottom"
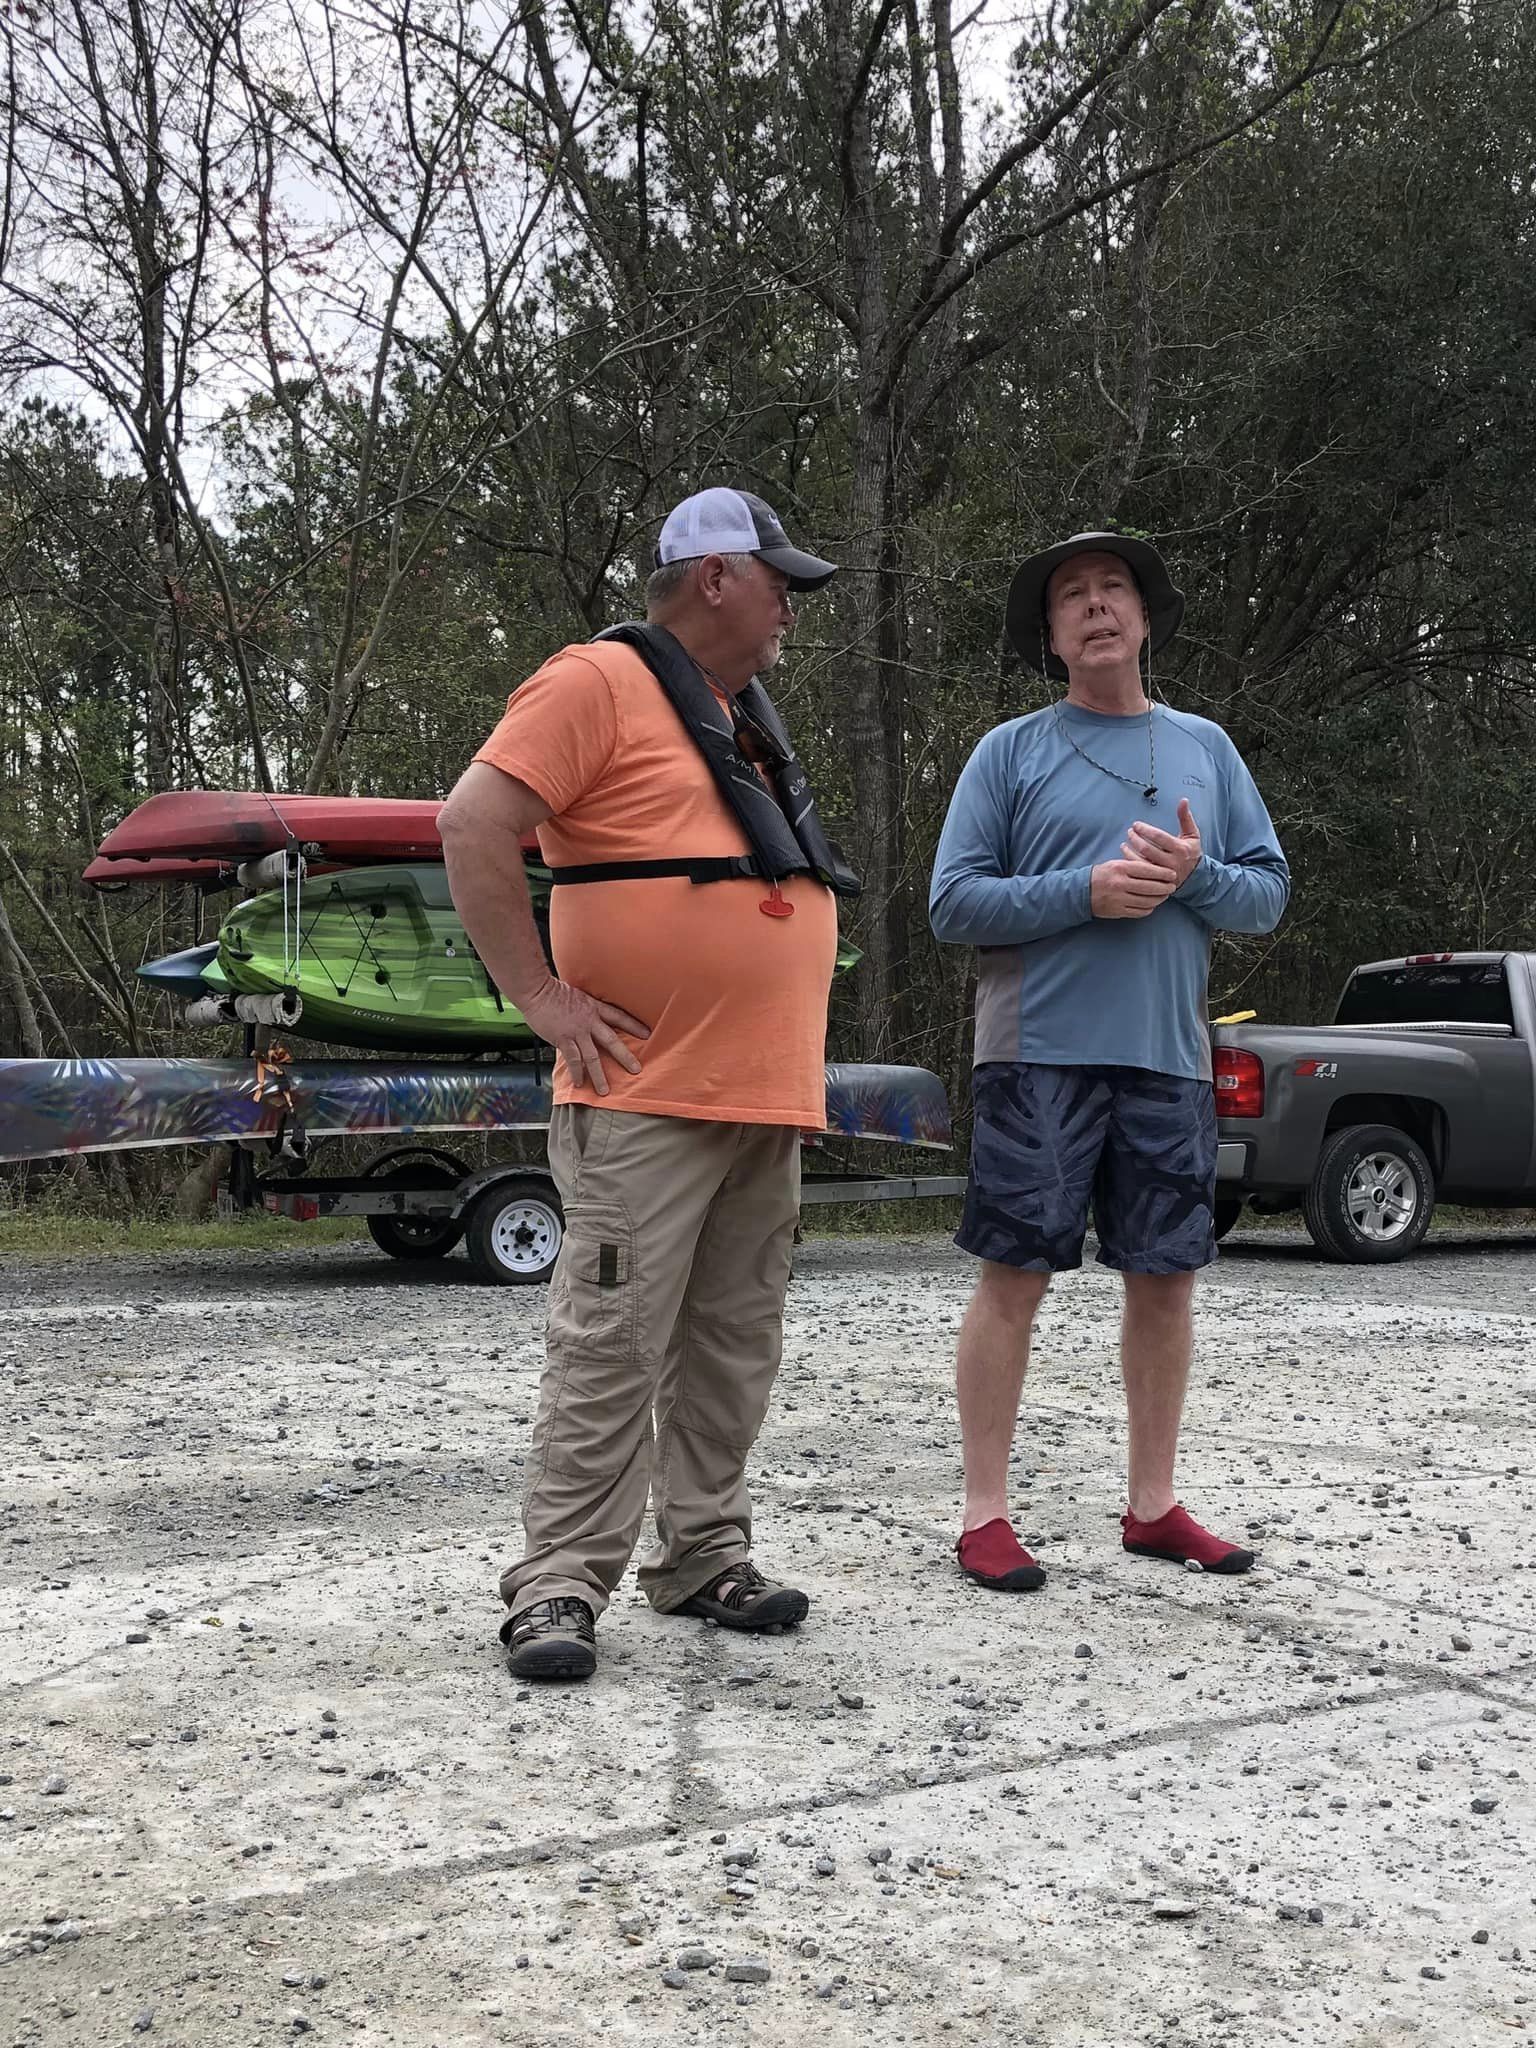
{"left": 544, "top": 621, "right": 862, "bottom": 899}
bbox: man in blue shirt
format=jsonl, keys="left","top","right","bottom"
{"left": 930, "top": 531, "right": 1288, "bottom": 1590}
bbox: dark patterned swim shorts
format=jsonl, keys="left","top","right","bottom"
{"left": 956, "top": 1063, "right": 1218, "bottom": 1274}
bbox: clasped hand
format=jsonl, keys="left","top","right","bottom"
{"left": 1090, "top": 799, "right": 1201, "bottom": 920}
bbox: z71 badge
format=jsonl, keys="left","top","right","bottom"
{"left": 1294, "top": 1059, "right": 1339, "bottom": 1079}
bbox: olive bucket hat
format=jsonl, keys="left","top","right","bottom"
{"left": 1005, "top": 530, "right": 1184, "bottom": 681}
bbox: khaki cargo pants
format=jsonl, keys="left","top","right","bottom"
{"left": 501, "top": 1104, "right": 801, "bottom": 1621}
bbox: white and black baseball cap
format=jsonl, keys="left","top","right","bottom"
{"left": 655, "top": 487, "right": 837, "bottom": 591}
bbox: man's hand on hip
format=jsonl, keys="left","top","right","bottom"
{"left": 1090, "top": 859, "right": 1178, "bottom": 920}
{"left": 517, "top": 976, "right": 650, "bottom": 1097}
{"left": 1122, "top": 799, "right": 1202, "bottom": 888}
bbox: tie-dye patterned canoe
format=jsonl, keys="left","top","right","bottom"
{"left": 0, "top": 1058, "right": 951, "bottom": 1164}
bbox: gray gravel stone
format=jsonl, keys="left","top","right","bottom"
{"left": 42, "top": 1775, "right": 67, "bottom": 1796}
{"left": 725, "top": 1958, "right": 771, "bottom": 1984}
{"left": 675, "top": 1947, "right": 717, "bottom": 1970}
{"left": 660, "top": 1969, "right": 689, "bottom": 1990}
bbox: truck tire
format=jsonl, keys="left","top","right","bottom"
{"left": 1303, "top": 1123, "right": 1435, "bottom": 1263}
{"left": 365, "top": 1163, "right": 465, "bottom": 1261}
{"left": 466, "top": 1174, "right": 565, "bottom": 1285}
{"left": 1213, "top": 1196, "right": 1245, "bottom": 1242}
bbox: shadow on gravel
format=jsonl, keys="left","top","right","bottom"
{"left": 1221, "top": 1230, "right": 1536, "bottom": 1263}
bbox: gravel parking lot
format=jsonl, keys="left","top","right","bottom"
{"left": 3, "top": 1223, "right": 1535, "bottom": 2047}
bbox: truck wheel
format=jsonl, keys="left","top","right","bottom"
{"left": 365, "top": 1163, "right": 465, "bottom": 1261}
{"left": 1213, "top": 1196, "right": 1245, "bottom": 1242}
{"left": 1303, "top": 1123, "right": 1435, "bottom": 1263}
{"left": 466, "top": 1175, "right": 564, "bottom": 1285}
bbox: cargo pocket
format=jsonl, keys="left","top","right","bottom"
{"left": 547, "top": 1201, "right": 634, "bottom": 1348}
{"left": 538, "top": 1200, "right": 641, "bottom": 1476}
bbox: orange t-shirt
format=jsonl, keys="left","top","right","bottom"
{"left": 473, "top": 641, "right": 839, "bottom": 1127}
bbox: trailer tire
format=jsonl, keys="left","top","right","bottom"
{"left": 1303, "top": 1123, "right": 1435, "bottom": 1264}
{"left": 466, "top": 1175, "right": 564, "bottom": 1285}
{"left": 365, "top": 1162, "right": 465, "bottom": 1261}
{"left": 1212, "top": 1196, "right": 1245, "bottom": 1243}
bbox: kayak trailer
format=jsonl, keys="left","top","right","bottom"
{"left": 0, "top": 1055, "right": 964, "bottom": 1285}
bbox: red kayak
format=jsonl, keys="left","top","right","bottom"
{"left": 81, "top": 852, "right": 356, "bottom": 891}
{"left": 83, "top": 854, "right": 242, "bottom": 891}
{"left": 95, "top": 790, "right": 446, "bottom": 863}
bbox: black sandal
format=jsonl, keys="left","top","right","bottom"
{"left": 675, "top": 1560, "right": 809, "bottom": 1631}
{"left": 500, "top": 1597, "right": 597, "bottom": 1679}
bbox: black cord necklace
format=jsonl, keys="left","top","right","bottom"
{"left": 1051, "top": 701, "right": 1159, "bottom": 804}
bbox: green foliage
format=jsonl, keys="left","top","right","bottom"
{"left": 0, "top": 1208, "right": 366, "bottom": 1257}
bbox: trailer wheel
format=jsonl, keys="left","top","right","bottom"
{"left": 466, "top": 1175, "right": 564, "bottom": 1285}
{"left": 365, "top": 1160, "right": 465, "bottom": 1262}
{"left": 1212, "top": 1196, "right": 1245, "bottom": 1243}
{"left": 1303, "top": 1123, "right": 1435, "bottom": 1264}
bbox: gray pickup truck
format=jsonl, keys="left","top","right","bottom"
{"left": 1213, "top": 951, "right": 1536, "bottom": 1262}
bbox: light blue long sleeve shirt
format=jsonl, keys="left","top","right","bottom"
{"left": 929, "top": 703, "right": 1289, "bottom": 1081}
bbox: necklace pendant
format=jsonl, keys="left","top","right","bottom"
{"left": 1144, "top": 786, "right": 1158, "bottom": 803}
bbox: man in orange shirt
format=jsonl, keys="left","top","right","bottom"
{"left": 441, "top": 488, "right": 855, "bottom": 1682}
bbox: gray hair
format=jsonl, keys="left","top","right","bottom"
{"left": 645, "top": 551, "right": 757, "bottom": 613}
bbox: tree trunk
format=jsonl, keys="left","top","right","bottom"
{"left": 828, "top": 0, "right": 903, "bottom": 1057}
{"left": 841, "top": 405, "right": 905, "bottom": 1059}
{"left": 0, "top": 888, "right": 45, "bottom": 1057}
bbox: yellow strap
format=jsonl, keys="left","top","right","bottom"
{"left": 1212, "top": 1009, "right": 1258, "bottom": 1025}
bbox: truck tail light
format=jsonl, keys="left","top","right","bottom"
{"left": 1214, "top": 1047, "right": 1264, "bottom": 1117}
{"left": 1407, "top": 952, "right": 1453, "bottom": 964}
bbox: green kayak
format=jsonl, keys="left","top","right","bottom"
{"left": 217, "top": 864, "right": 859, "bottom": 1053}
{"left": 217, "top": 864, "right": 543, "bottom": 1052}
